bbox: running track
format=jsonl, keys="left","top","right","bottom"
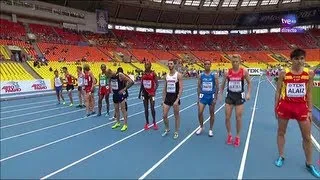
{"left": 0, "top": 77, "right": 319, "bottom": 179}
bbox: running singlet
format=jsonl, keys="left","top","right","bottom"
{"left": 142, "top": 71, "right": 156, "bottom": 96}
{"left": 200, "top": 72, "right": 215, "bottom": 94}
{"left": 65, "top": 74, "right": 73, "bottom": 85}
{"left": 227, "top": 68, "right": 244, "bottom": 93}
{"left": 166, "top": 72, "right": 179, "bottom": 94}
{"left": 54, "top": 77, "right": 62, "bottom": 87}
{"left": 78, "top": 73, "right": 84, "bottom": 87}
{"left": 99, "top": 74, "right": 109, "bottom": 87}
{"left": 110, "top": 74, "right": 125, "bottom": 94}
{"left": 84, "top": 72, "right": 93, "bottom": 93}
{"left": 280, "top": 68, "right": 309, "bottom": 103}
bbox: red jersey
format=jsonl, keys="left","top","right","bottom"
{"left": 84, "top": 72, "right": 93, "bottom": 93}
{"left": 65, "top": 74, "right": 73, "bottom": 85}
{"left": 280, "top": 68, "right": 309, "bottom": 103}
{"left": 142, "top": 71, "right": 157, "bottom": 96}
{"left": 227, "top": 68, "right": 245, "bottom": 93}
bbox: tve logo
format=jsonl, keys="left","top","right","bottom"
{"left": 281, "top": 14, "right": 297, "bottom": 27}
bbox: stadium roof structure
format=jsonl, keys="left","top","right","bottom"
{"left": 39, "top": 0, "right": 320, "bottom": 30}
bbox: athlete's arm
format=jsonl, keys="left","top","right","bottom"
{"left": 214, "top": 72, "right": 219, "bottom": 103}
{"left": 275, "top": 70, "right": 285, "bottom": 108}
{"left": 220, "top": 71, "right": 227, "bottom": 96}
{"left": 154, "top": 72, "right": 159, "bottom": 91}
{"left": 244, "top": 69, "right": 251, "bottom": 100}
{"left": 138, "top": 81, "right": 143, "bottom": 99}
{"left": 307, "top": 70, "right": 315, "bottom": 117}
{"left": 175, "top": 72, "right": 183, "bottom": 103}
{"left": 162, "top": 77, "right": 167, "bottom": 104}
{"left": 119, "top": 73, "right": 134, "bottom": 91}
{"left": 197, "top": 74, "right": 201, "bottom": 102}
{"left": 90, "top": 72, "right": 96, "bottom": 92}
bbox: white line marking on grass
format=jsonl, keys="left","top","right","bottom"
{"left": 266, "top": 76, "right": 320, "bottom": 152}
{"left": 40, "top": 102, "right": 198, "bottom": 180}
{"left": 237, "top": 76, "right": 261, "bottom": 180}
{"left": 138, "top": 104, "right": 225, "bottom": 180}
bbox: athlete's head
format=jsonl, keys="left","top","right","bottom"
{"left": 204, "top": 60, "right": 211, "bottom": 72}
{"left": 290, "top": 48, "right": 306, "bottom": 67}
{"left": 231, "top": 55, "right": 241, "bottom": 69}
{"left": 54, "top": 70, "right": 59, "bottom": 77}
{"left": 83, "top": 64, "right": 90, "bottom": 72}
{"left": 62, "top": 67, "right": 68, "bottom": 73}
{"left": 117, "top": 67, "right": 124, "bottom": 73}
{"left": 168, "top": 59, "right": 175, "bottom": 71}
{"left": 77, "top": 66, "right": 82, "bottom": 73}
{"left": 101, "top": 64, "right": 106, "bottom": 72}
{"left": 145, "top": 61, "right": 151, "bottom": 71}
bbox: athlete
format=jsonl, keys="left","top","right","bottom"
{"left": 138, "top": 61, "right": 159, "bottom": 130}
{"left": 62, "top": 67, "right": 76, "bottom": 106}
{"left": 196, "top": 60, "right": 219, "bottom": 137}
{"left": 162, "top": 59, "right": 183, "bottom": 139}
{"left": 97, "top": 64, "right": 111, "bottom": 117}
{"left": 76, "top": 66, "right": 85, "bottom": 108}
{"left": 83, "top": 64, "right": 96, "bottom": 117}
{"left": 112, "top": 67, "right": 129, "bottom": 121}
{"left": 274, "top": 48, "right": 320, "bottom": 178}
{"left": 110, "top": 69, "right": 134, "bottom": 131}
{"left": 219, "top": 55, "right": 251, "bottom": 147}
{"left": 53, "top": 70, "right": 65, "bottom": 105}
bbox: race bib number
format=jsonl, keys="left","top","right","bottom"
{"left": 111, "top": 80, "right": 118, "bottom": 90}
{"left": 202, "top": 82, "right": 213, "bottom": 92}
{"left": 199, "top": 93, "right": 204, "bottom": 98}
{"left": 100, "top": 79, "right": 106, "bottom": 86}
{"left": 167, "top": 81, "right": 176, "bottom": 93}
{"left": 143, "top": 80, "right": 152, "bottom": 89}
{"left": 228, "top": 81, "right": 242, "bottom": 92}
{"left": 84, "top": 79, "right": 88, "bottom": 86}
{"left": 241, "top": 92, "right": 245, "bottom": 99}
{"left": 286, "top": 83, "right": 306, "bottom": 97}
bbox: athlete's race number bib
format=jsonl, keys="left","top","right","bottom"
{"left": 111, "top": 80, "right": 118, "bottom": 90}
{"left": 100, "top": 79, "right": 106, "bottom": 86}
{"left": 167, "top": 81, "right": 176, "bottom": 93}
{"left": 286, "top": 83, "right": 306, "bottom": 97}
{"left": 84, "top": 79, "right": 88, "bottom": 86}
{"left": 143, "top": 80, "right": 152, "bottom": 89}
{"left": 228, "top": 81, "right": 242, "bottom": 92}
{"left": 78, "top": 78, "right": 83, "bottom": 86}
{"left": 202, "top": 82, "right": 213, "bottom": 92}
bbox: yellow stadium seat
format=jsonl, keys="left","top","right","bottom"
{"left": 0, "top": 62, "right": 34, "bottom": 81}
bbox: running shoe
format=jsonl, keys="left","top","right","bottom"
{"left": 112, "top": 122, "right": 121, "bottom": 129}
{"left": 153, "top": 123, "right": 158, "bottom": 130}
{"left": 121, "top": 124, "right": 128, "bottom": 132}
{"left": 173, "top": 132, "right": 179, "bottom": 139}
{"left": 208, "top": 130, "right": 213, "bottom": 137}
{"left": 306, "top": 163, "right": 320, "bottom": 178}
{"left": 162, "top": 129, "right": 169, "bottom": 137}
{"left": 274, "top": 156, "right": 284, "bottom": 167}
{"left": 196, "top": 127, "right": 203, "bottom": 135}
{"left": 234, "top": 136, "right": 240, "bottom": 147}
{"left": 144, "top": 123, "right": 149, "bottom": 130}
{"left": 226, "top": 135, "right": 233, "bottom": 145}
{"left": 69, "top": 103, "right": 73, "bottom": 107}
{"left": 62, "top": 101, "right": 66, "bottom": 105}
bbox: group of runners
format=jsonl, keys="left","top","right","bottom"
{"left": 53, "top": 48, "right": 319, "bottom": 178}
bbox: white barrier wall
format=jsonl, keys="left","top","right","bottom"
{"left": 0, "top": 79, "right": 52, "bottom": 95}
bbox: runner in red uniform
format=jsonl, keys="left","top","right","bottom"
{"left": 83, "top": 64, "right": 96, "bottom": 117}
{"left": 138, "top": 61, "right": 159, "bottom": 130}
{"left": 219, "top": 55, "right": 251, "bottom": 147}
{"left": 274, "top": 48, "right": 319, "bottom": 178}
{"left": 62, "top": 67, "right": 76, "bottom": 106}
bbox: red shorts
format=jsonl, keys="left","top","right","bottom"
{"left": 276, "top": 100, "right": 308, "bottom": 121}
{"left": 99, "top": 87, "right": 110, "bottom": 96}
